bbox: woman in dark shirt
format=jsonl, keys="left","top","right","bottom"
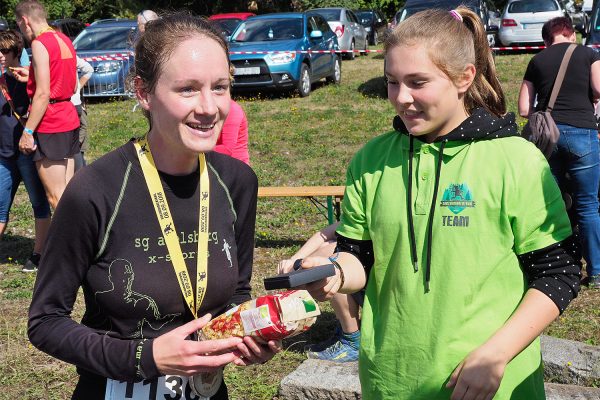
{"left": 27, "top": 13, "right": 280, "bottom": 400}
{"left": 519, "top": 17, "right": 600, "bottom": 289}
{"left": 0, "top": 29, "right": 50, "bottom": 272}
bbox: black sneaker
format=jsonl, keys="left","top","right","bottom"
{"left": 22, "top": 253, "right": 40, "bottom": 273}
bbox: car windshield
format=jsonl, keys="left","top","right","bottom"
{"left": 355, "top": 12, "right": 373, "bottom": 23}
{"left": 73, "top": 26, "right": 135, "bottom": 51}
{"left": 399, "top": 7, "right": 428, "bottom": 21}
{"left": 313, "top": 9, "right": 342, "bottom": 21}
{"left": 508, "top": 0, "right": 558, "bottom": 13}
{"left": 592, "top": 5, "right": 600, "bottom": 31}
{"left": 214, "top": 18, "right": 241, "bottom": 35}
{"left": 400, "top": 0, "right": 482, "bottom": 22}
{"left": 231, "top": 19, "right": 303, "bottom": 42}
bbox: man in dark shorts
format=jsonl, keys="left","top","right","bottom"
{"left": 12, "top": 0, "right": 80, "bottom": 210}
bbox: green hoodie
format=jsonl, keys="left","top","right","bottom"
{"left": 337, "top": 108, "right": 572, "bottom": 399}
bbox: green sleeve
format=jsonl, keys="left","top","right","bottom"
{"left": 509, "top": 148, "right": 572, "bottom": 255}
{"left": 337, "top": 156, "right": 371, "bottom": 241}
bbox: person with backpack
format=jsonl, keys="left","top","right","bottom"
{"left": 299, "top": 7, "right": 582, "bottom": 399}
{"left": 519, "top": 16, "right": 600, "bottom": 289}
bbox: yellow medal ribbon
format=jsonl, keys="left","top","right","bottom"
{"left": 134, "top": 137, "right": 209, "bottom": 318}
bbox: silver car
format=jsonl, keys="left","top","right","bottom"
{"left": 308, "top": 8, "right": 368, "bottom": 60}
{"left": 498, "top": 0, "right": 566, "bottom": 46}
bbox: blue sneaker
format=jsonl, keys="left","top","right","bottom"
{"left": 306, "top": 331, "right": 360, "bottom": 362}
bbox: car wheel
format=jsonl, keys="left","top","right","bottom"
{"left": 346, "top": 40, "right": 356, "bottom": 60}
{"left": 326, "top": 56, "right": 341, "bottom": 85}
{"left": 297, "top": 64, "right": 311, "bottom": 97}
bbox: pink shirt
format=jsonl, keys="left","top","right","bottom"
{"left": 215, "top": 100, "right": 249, "bottom": 164}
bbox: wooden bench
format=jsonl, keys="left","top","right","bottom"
{"left": 258, "top": 186, "right": 345, "bottom": 224}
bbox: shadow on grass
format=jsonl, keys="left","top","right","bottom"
{"left": 256, "top": 238, "right": 306, "bottom": 248}
{"left": 282, "top": 310, "right": 337, "bottom": 353}
{"left": 0, "top": 234, "right": 34, "bottom": 263}
{"left": 84, "top": 95, "right": 134, "bottom": 105}
{"left": 358, "top": 75, "right": 387, "bottom": 99}
{"left": 233, "top": 81, "right": 331, "bottom": 101}
{"left": 493, "top": 49, "right": 542, "bottom": 57}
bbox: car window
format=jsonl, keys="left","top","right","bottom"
{"left": 314, "top": 9, "right": 342, "bottom": 21}
{"left": 592, "top": 4, "right": 600, "bottom": 31}
{"left": 231, "top": 18, "right": 303, "bottom": 42}
{"left": 400, "top": 7, "right": 428, "bottom": 22}
{"left": 347, "top": 11, "right": 358, "bottom": 23}
{"left": 308, "top": 16, "right": 319, "bottom": 34}
{"left": 315, "top": 15, "right": 331, "bottom": 33}
{"left": 355, "top": 11, "right": 373, "bottom": 24}
{"left": 73, "top": 26, "right": 135, "bottom": 50}
{"left": 214, "top": 18, "right": 241, "bottom": 34}
{"left": 508, "top": 0, "right": 559, "bottom": 13}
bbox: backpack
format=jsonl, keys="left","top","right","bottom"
{"left": 523, "top": 44, "right": 576, "bottom": 159}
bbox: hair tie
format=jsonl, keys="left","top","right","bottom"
{"left": 449, "top": 10, "right": 463, "bottom": 22}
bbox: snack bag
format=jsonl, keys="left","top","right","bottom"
{"left": 200, "top": 290, "right": 320, "bottom": 341}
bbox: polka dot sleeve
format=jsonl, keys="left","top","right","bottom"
{"left": 517, "top": 235, "right": 582, "bottom": 314}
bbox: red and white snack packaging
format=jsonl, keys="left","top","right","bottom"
{"left": 200, "top": 290, "right": 320, "bottom": 341}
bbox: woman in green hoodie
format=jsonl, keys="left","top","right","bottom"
{"left": 299, "top": 6, "right": 581, "bottom": 400}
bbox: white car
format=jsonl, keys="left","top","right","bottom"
{"left": 309, "top": 8, "right": 368, "bottom": 60}
{"left": 498, "top": 0, "right": 566, "bottom": 46}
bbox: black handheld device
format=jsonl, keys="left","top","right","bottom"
{"left": 263, "top": 260, "right": 336, "bottom": 290}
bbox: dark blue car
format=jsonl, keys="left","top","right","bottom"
{"left": 229, "top": 12, "right": 341, "bottom": 97}
{"left": 73, "top": 19, "right": 137, "bottom": 98}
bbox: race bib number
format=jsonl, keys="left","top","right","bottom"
{"left": 105, "top": 376, "right": 209, "bottom": 400}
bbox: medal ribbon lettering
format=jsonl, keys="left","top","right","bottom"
{"left": 134, "top": 137, "right": 209, "bottom": 318}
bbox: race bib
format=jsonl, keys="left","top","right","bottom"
{"left": 105, "top": 375, "right": 209, "bottom": 400}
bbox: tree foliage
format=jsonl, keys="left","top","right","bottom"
{"left": 0, "top": 0, "right": 510, "bottom": 25}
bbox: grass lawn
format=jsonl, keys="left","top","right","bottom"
{"left": 1, "top": 50, "right": 599, "bottom": 399}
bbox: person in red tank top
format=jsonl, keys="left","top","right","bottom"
{"left": 11, "top": 0, "right": 80, "bottom": 210}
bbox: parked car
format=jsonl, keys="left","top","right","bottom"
{"left": 308, "top": 8, "right": 368, "bottom": 60}
{"left": 391, "top": 0, "right": 499, "bottom": 47}
{"left": 498, "top": 0, "right": 567, "bottom": 46}
{"left": 562, "top": 0, "right": 588, "bottom": 34}
{"left": 583, "top": 0, "right": 593, "bottom": 16}
{"left": 72, "top": 19, "right": 136, "bottom": 97}
{"left": 208, "top": 12, "right": 255, "bottom": 38}
{"left": 585, "top": 0, "right": 600, "bottom": 46}
{"left": 228, "top": 12, "right": 341, "bottom": 97}
{"left": 50, "top": 18, "right": 86, "bottom": 41}
{"left": 354, "top": 9, "right": 387, "bottom": 45}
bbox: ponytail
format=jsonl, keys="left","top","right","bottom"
{"left": 384, "top": 6, "right": 506, "bottom": 117}
{"left": 457, "top": 7, "right": 506, "bottom": 117}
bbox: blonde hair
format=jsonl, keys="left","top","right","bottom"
{"left": 15, "top": 0, "right": 47, "bottom": 21}
{"left": 384, "top": 6, "right": 506, "bottom": 117}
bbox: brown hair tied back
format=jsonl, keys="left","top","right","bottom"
{"left": 132, "top": 11, "right": 231, "bottom": 123}
{"left": 384, "top": 6, "right": 506, "bottom": 117}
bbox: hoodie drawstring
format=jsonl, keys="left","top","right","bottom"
{"left": 407, "top": 136, "right": 418, "bottom": 272}
{"left": 407, "top": 137, "right": 447, "bottom": 292}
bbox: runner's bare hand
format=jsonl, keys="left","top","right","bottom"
{"left": 153, "top": 314, "right": 243, "bottom": 376}
{"left": 300, "top": 256, "right": 343, "bottom": 301}
{"left": 19, "top": 133, "right": 36, "bottom": 154}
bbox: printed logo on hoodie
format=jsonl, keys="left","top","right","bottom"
{"left": 440, "top": 183, "right": 475, "bottom": 227}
